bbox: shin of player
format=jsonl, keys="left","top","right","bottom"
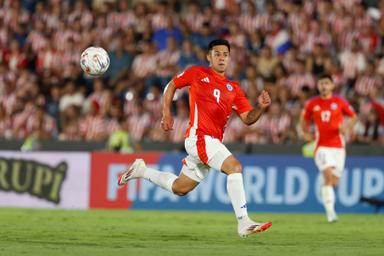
{"left": 300, "top": 74, "right": 357, "bottom": 222}
{"left": 119, "top": 39, "right": 272, "bottom": 237}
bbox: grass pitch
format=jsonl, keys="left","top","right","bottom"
{"left": 0, "top": 208, "right": 383, "bottom": 256}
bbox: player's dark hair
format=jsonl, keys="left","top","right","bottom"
{"left": 317, "top": 73, "right": 332, "bottom": 82}
{"left": 208, "top": 39, "right": 230, "bottom": 52}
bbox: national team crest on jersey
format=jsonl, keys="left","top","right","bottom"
{"left": 331, "top": 103, "right": 338, "bottom": 110}
{"left": 226, "top": 83, "right": 233, "bottom": 91}
{"left": 314, "top": 105, "right": 320, "bottom": 111}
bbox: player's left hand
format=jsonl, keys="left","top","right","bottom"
{"left": 258, "top": 90, "right": 271, "bottom": 109}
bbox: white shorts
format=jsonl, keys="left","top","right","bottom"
{"left": 181, "top": 135, "right": 232, "bottom": 182}
{"left": 314, "top": 146, "right": 346, "bottom": 177}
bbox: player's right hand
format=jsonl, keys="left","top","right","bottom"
{"left": 161, "top": 114, "right": 174, "bottom": 131}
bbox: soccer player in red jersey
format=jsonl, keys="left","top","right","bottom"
{"left": 118, "top": 39, "right": 272, "bottom": 237}
{"left": 300, "top": 74, "right": 357, "bottom": 222}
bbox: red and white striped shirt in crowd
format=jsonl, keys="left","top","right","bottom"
{"left": 302, "top": 32, "right": 332, "bottom": 53}
{"left": 183, "top": 12, "right": 204, "bottom": 32}
{"left": 0, "top": 93, "right": 17, "bottom": 116}
{"left": 267, "top": 114, "right": 291, "bottom": 144}
{"left": 355, "top": 15, "right": 372, "bottom": 31}
{"left": 169, "top": 116, "right": 189, "bottom": 143}
{"left": 3, "top": 52, "right": 28, "bottom": 71}
{"left": 225, "top": 32, "right": 247, "bottom": 49}
{"left": 0, "top": 27, "right": 10, "bottom": 47}
{"left": 131, "top": 53, "right": 157, "bottom": 78}
{"left": 2, "top": 8, "right": 29, "bottom": 30}
{"left": 11, "top": 109, "right": 33, "bottom": 139}
{"left": 151, "top": 13, "right": 171, "bottom": 30}
{"left": 120, "top": 11, "right": 140, "bottom": 28}
{"left": 26, "top": 32, "right": 48, "bottom": 52}
{"left": 339, "top": 50, "right": 366, "bottom": 79}
{"left": 124, "top": 100, "right": 139, "bottom": 117}
{"left": 286, "top": 73, "right": 315, "bottom": 96}
{"left": 255, "top": 14, "right": 271, "bottom": 31}
{"left": 92, "top": 26, "right": 113, "bottom": 46}
{"left": 288, "top": 13, "right": 302, "bottom": 36}
{"left": 67, "top": 10, "right": 93, "bottom": 29}
{"left": 329, "top": 13, "right": 348, "bottom": 34}
{"left": 338, "top": 30, "right": 358, "bottom": 50}
{"left": 144, "top": 98, "right": 163, "bottom": 121}
{"left": 331, "top": 72, "right": 347, "bottom": 89}
{"left": 155, "top": 49, "right": 180, "bottom": 77}
{"left": 237, "top": 14, "right": 258, "bottom": 35}
{"left": 80, "top": 115, "right": 106, "bottom": 141}
{"left": 334, "top": 0, "right": 360, "bottom": 9}
{"left": 36, "top": 48, "right": 63, "bottom": 72}
{"left": 223, "top": 117, "right": 244, "bottom": 143}
{"left": 243, "top": 115, "right": 269, "bottom": 144}
{"left": 45, "top": 12, "right": 61, "bottom": 29}
{"left": 303, "top": 1, "right": 315, "bottom": 16}
{"left": 358, "top": 31, "right": 379, "bottom": 53}
{"left": 105, "top": 118, "right": 120, "bottom": 135}
{"left": 107, "top": 11, "right": 122, "bottom": 29}
{"left": 87, "top": 91, "right": 111, "bottom": 115}
{"left": 355, "top": 75, "right": 382, "bottom": 96}
{"left": 26, "top": 114, "right": 57, "bottom": 137}
{"left": 61, "top": 49, "right": 81, "bottom": 66}
{"left": 0, "top": 115, "right": 12, "bottom": 139}
{"left": 52, "top": 29, "right": 70, "bottom": 51}
{"left": 128, "top": 112, "right": 151, "bottom": 141}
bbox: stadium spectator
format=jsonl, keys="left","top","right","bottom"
{"left": 0, "top": 0, "right": 382, "bottom": 146}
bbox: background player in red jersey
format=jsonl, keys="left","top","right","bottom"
{"left": 300, "top": 74, "right": 357, "bottom": 222}
{"left": 118, "top": 39, "right": 272, "bottom": 238}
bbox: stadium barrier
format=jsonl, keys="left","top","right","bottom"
{"left": 0, "top": 151, "right": 383, "bottom": 213}
{"left": 1, "top": 139, "right": 384, "bottom": 155}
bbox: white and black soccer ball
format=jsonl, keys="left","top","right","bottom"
{"left": 80, "top": 47, "right": 110, "bottom": 77}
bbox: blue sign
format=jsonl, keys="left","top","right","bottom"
{"left": 124, "top": 154, "right": 384, "bottom": 213}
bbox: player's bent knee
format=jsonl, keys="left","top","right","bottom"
{"left": 233, "top": 162, "right": 242, "bottom": 173}
{"left": 173, "top": 187, "right": 191, "bottom": 196}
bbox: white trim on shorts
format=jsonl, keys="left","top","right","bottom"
{"left": 314, "top": 146, "right": 346, "bottom": 177}
{"left": 181, "top": 135, "right": 232, "bottom": 182}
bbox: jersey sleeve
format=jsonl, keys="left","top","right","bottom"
{"left": 172, "top": 66, "right": 197, "bottom": 89}
{"left": 233, "top": 85, "right": 253, "bottom": 115}
{"left": 340, "top": 98, "right": 356, "bottom": 117}
{"left": 302, "top": 101, "right": 313, "bottom": 122}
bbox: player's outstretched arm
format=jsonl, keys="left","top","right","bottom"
{"left": 239, "top": 90, "right": 271, "bottom": 125}
{"left": 161, "top": 80, "right": 177, "bottom": 131}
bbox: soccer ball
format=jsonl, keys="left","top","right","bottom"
{"left": 80, "top": 47, "right": 110, "bottom": 77}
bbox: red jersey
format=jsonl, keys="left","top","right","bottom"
{"left": 173, "top": 66, "right": 252, "bottom": 141}
{"left": 303, "top": 95, "right": 356, "bottom": 148}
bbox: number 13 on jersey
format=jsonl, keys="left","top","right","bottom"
{"left": 213, "top": 89, "right": 220, "bottom": 103}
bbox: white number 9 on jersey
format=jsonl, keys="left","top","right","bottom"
{"left": 213, "top": 89, "right": 220, "bottom": 103}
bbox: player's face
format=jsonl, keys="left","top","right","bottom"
{"left": 317, "top": 78, "right": 334, "bottom": 97}
{"left": 207, "top": 45, "right": 230, "bottom": 74}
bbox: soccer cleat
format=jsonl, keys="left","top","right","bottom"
{"left": 118, "top": 159, "right": 146, "bottom": 187}
{"left": 238, "top": 220, "right": 272, "bottom": 238}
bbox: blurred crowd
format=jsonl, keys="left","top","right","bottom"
{"left": 1, "top": 0, "right": 384, "bottom": 148}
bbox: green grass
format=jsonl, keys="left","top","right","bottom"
{"left": 0, "top": 209, "right": 383, "bottom": 256}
